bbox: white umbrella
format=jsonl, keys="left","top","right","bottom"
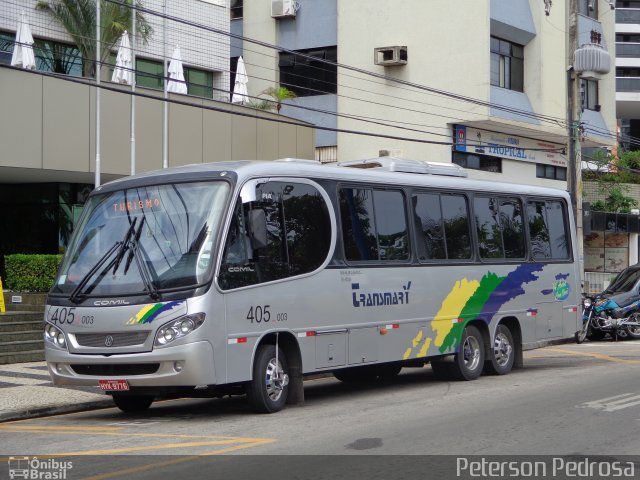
{"left": 10, "top": 11, "right": 36, "bottom": 70}
{"left": 111, "top": 30, "right": 133, "bottom": 85}
{"left": 231, "top": 56, "right": 248, "bottom": 104}
{"left": 167, "top": 46, "right": 188, "bottom": 94}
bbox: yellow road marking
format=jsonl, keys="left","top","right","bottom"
{"left": 49, "top": 439, "right": 260, "bottom": 456}
{"left": 0, "top": 425, "right": 267, "bottom": 442}
{"left": 0, "top": 425, "right": 122, "bottom": 432}
{"left": 541, "top": 348, "right": 640, "bottom": 365}
{"left": 84, "top": 439, "right": 275, "bottom": 480}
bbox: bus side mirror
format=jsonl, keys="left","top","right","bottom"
{"left": 247, "top": 209, "right": 268, "bottom": 250}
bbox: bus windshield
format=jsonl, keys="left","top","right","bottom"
{"left": 52, "top": 181, "right": 230, "bottom": 298}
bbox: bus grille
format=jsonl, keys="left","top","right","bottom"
{"left": 75, "top": 332, "right": 150, "bottom": 348}
{"left": 70, "top": 364, "right": 160, "bottom": 376}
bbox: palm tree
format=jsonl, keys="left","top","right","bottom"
{"left": 260, "top": 86, "right": 297, "bottom": 113}
{"left": 36, "top": 0, "right": 152, "bottom": 78}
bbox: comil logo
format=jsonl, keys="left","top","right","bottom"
{"left": 8, "top": 456, "right": 73, "bottom": 479}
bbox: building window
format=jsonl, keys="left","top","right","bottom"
{"left": 536, "top": 164, "right": 567, "bottom": 180}
{"left": 0, "top": 31, "right": 13, "bottom": 65}
{"left": 136, "top": 58, "right": 164, "bottom": 90}
{"left": 230, "top": 0, "right": 243, "bottom": 19}
{"left": 1, "top": 31, "right": 82, "bottom": 76}
{"left": 490, "top": 36, "right": 524, "bottom": 92}
{"left": 617, "top": 67, "right": 640, "bottom": 76}
{"left": 279, "top": 46, "right": 337, "bottom": 97}
{"left": 582, "top": 79, "right": 599, "bottom": 111}
{"left": 616, "top": 34, "right": 640, "bottom": 42}
{"left": 184, "top": 67, "right": 213, "bottom": 98}
{"left": 452, "top": 152, "right": 502, "bottom": 173}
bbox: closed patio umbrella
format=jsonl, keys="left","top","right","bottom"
{"left": 10, "top": 11, "right": 36, "bottom": 70}
{"left": 231, "top": 56, "right": 248, "bottom": 104}
{"left": 167, "top": 46, "right": 188, "bottom": 94}
{"left": 111, "top": 30, "right": 133, "bottom": 85}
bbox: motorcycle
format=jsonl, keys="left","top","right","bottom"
{"left": 576, "top": 294, "right": 640, "bottom": 343}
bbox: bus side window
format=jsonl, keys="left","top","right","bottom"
{"left": 219, "top": 181, "right": 332, "bottom": 290}
{"left": 340, "top": 188, "right": 409, "bottom": 262}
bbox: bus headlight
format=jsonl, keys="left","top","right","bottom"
{"left": 155, "top": 313, "right": 205, "bottom": 347}
{"left": 44, "top": 323, "right": 67, "bottom": 350}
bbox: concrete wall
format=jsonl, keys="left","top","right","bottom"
{"left": 0, "top": 67, "right": 315, "bottom": 184}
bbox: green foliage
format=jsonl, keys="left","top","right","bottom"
{"left": 4, "top": 254, "right": 63, "bottom": 292}
{"left": 589, "top": 186, "right": 637, "bottom": 213}
{"left": 36, "top": 0, "right": 152, "bottom": 78}
{"left": 251, "top": 86, "right": 297, "bottom": 113}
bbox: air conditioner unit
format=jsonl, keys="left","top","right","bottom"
{"left": 272, "top": 0, "right": 296, "bottom": 18}
{"left": 374, "top": 46, "right": 408, "bottom": 66}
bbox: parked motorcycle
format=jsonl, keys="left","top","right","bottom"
{"left": 576, "top": 295, "right": 640, "bottom": 343}
{"left": 576, "top": 265, "right": 640, "bottom": 343}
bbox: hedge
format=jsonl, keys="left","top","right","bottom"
{"left": 4, "top": 254, "right": 63, "bottom": 292}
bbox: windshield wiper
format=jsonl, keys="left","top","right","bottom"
{"left": 112, "top": 217, "right": 138, "bottom": 274}
{"left": 122, "top": 217, "right": 160, "bottom": 300}
{"left": 68, "top": 217, "right": 140, "bottom": 304}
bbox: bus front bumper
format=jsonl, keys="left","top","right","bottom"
{"left": 45, "top": 340, "right": 216, "bottom": 388}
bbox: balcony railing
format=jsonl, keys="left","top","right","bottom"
{"left": 616, "top": 8, "right": 640, "bottom": 24}
{"left": 616, "top": 42, "right": 640, "bottom": 57}
{"left": 616, "top": 76, "right": 640, "bottom": 91}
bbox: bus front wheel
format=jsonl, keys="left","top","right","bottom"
{"left": 247, "top": 344, "right": 289, "bottom": 413}
{"left": 112, "top": 394, "right": 154, "bottom": 413}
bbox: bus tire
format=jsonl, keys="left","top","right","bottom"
{"left": 247, "top": 344, "right": 289, "bottom": 413}
{"left": 449, "top": 325, "right": 484, "bottom": 381}
{"left": 484, "top": 324, "right": 515, "bottom": 375}
{"left": 112, "top": 394, "right": 154, "bottom": 413}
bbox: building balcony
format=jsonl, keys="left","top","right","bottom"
{"left": 616, "top": 42, "right": 640, "bottom": 58}
{"left": 616, "top": 76, "right": 640, "bottom": 92}
{"left": 616, "top": 8, "right": 640, "bottom": 24}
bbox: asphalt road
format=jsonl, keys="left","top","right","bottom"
{"left": 1, "top": 340, "right": 640, "bottom": 479}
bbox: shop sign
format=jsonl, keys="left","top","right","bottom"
{"left": 454, "top": 125, "right": 566, "bottom": 167}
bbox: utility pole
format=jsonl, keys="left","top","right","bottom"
{"left": 568, "top": 0, "right": 584, "bottom": 283}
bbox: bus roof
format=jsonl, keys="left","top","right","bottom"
{"left": 94, "top": 158, "right": 570, "bottom": 200}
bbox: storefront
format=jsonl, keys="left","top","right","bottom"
{"left": 583, "top": 210, "right": 640, "bottom": 293}
{"left": 452, "top": 125, "right": 567, "bottom": 181}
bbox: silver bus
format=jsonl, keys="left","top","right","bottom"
{"left": 45, "top": 158, "right": 580, "bottom": 413}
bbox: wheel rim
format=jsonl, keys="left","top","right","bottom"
{"left": 462, "top": 335, "right": 481, "bottom": 371}
{"left": 493, "top": 332, "right": 513, "bottom": 367}
{"left": 265, "top": 357, "right": 288, "bottom": 401}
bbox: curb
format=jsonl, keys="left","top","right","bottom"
{"left": 0, "top": 399, "right": 115, "bottom": 423}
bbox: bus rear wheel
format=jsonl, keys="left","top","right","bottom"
{"left": 484, "top": 324, "right": 515, "bottom": 375}
{"left": 450, "top": 325, "right": 485, "bottom": 380}
{"left": 112, "top": 394, "right": 154, "bottom": 413}
{"left": 247, "top": 344, "right": 289, "bottom": 413}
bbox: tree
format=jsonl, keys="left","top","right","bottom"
{"left": 36, "top": 0, "right": 152, "bottom": 78}
{"left": 251, "top": 86, "right": 297, "bottom": 113}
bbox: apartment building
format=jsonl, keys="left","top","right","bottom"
{"left": 617, "top": 0, "right": 640, "bottom": 148}
{"left": 235, "top": 0, "right": 616, "bottom": 187}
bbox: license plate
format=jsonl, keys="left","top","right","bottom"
{"left": 99, "top": 379, "right": 130, "bottom": 391}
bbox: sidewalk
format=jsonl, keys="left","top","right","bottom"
{"left": 0, "top": 361, "right": 113, "bottom": 422}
